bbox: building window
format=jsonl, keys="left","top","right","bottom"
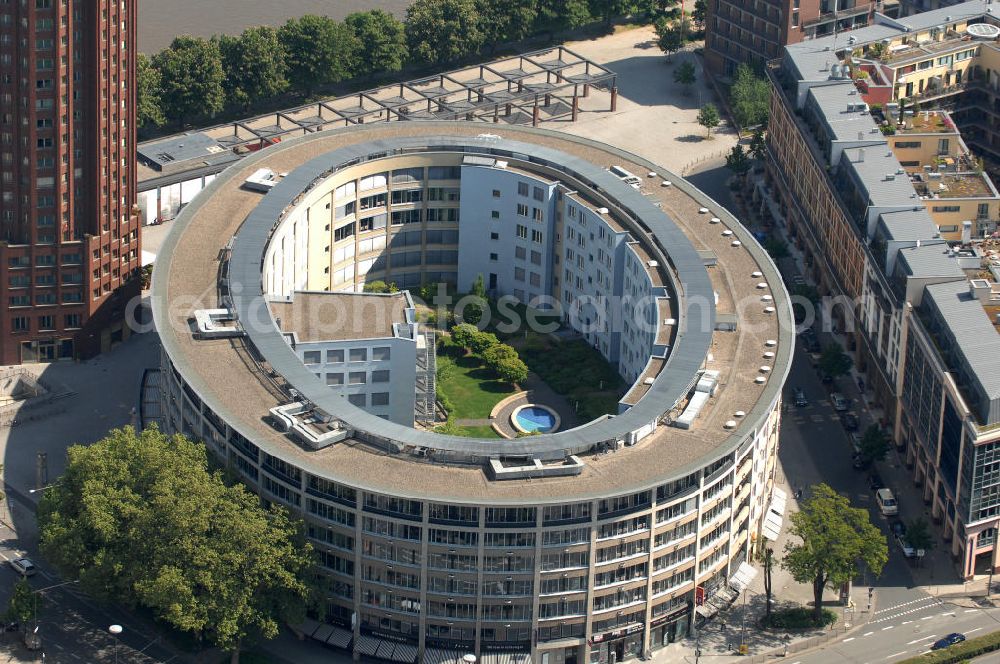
{"left": 516, "top": 224, "right": 528, "bottom": 239}
{"left": 327, "top": 349, "right": 345, "bottom": 363}
{"left": 348, "top": 371, "right": 367, "bottom": 385}
{"left": 348, "top": 393, "right": 366, "bottom": 407}
{"left": 517, "top": 182, "right": 529, "bottom": 196}
{"left": 11, "top": 317, "right": 28, "bottom": 332}
{"left": 372, "top": 346, "right": 391, "bottom": 361}
{"left": 514, "top": 267, "right": 525, "bottom": 282}
{"left": 492, "top": 189, "right": 501, "bottom": 198}
{"left": 326, "top": 373, "right": 344, "bottom": 386}
{"left": 490, "top": 252, "right": 499, "bottom": 261}
{"left": 516, "top": 203, "right": 528, "bottom": 217}
{"left": 515, "top": 246, "right": 526, "bottom": 260}
{"left": 303, "top": 351, "right": 321, "bottom": 365}
{"left": 64, "top": 314, "right": 81, "bottom": 328}
{"left": 490, "top": 232, "right": 499, "bottom": 240}
{"left": 372, "top": 370, "right": 390, "bottom": 383}
{"left": 371, "top": 392, "right": 390, "bottom": 407}
{"left": 38, "top": 315, "right": 54, "bottom": 330}
{"left": 532, "top": 229, "right": 544, "bottom": 243}
{"left": 491, "top": 210, "right": 500, "bottom": 219}
{"left": 349, "top": 348, "right": 367, "bottom": 362}
{"left": 533, "top": 186, "right": 545, "bottom": 202}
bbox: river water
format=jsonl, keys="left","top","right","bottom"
{"left": 139, "top": 0, "right": 412, "bottom": 52}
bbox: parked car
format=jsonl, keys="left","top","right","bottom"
{"left": 799, "top": 329, "right": 821, "bottom": 353}
{"left": 850, "top": 432, "right": 863, "bottom": 455}
{"left": 831, "top": 393, "right": 850, "bottom": 411}
{"left": 8, "top": 558, "right": 35, "bottom": 577}
{"left": 896, "top": 534, "right": 916, "bottom": 558}
{"left": 869, "top": 472, "right": 884, "bottom": 493}
{"left": 931, "top": 633, "right": 966, "bottom": 650}
{"left": 841, "top": 412, "right": 860, "bottom": 431}
{"left": 891, "top": 521, "right": 906, "bottom": 538}
{"left": 851, "top": 453, "right": 866, "bottom": 470}
{"left": 876, "top": 488, "right": 899, "bottom": 516}
{"left": 793, "top": 387, "right": 809, "bottom": 407}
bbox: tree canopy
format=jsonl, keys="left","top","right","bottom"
{"left": 654, "top": 17, "right": 686, "bottom": 60}
{"left": 153, "top": 36, "right": 225, "bottom": 124}
{"left": 673, "top": 60, "right": 696, "bottom": 93}
{"left": 697, "top": 103, "right": 721, "bottom": 137}
{"left": 345, "top": 10, "right": 408, "bottom": 78}
{"left": 279, "top": 15, "right": 359, "bottom": 96}
{"left": 859, "top": 424, "right": 890, "bottom": 466}
{"left": 37, "top": 427, "right": 316, "bottom": 661}
{"left": 4, "top": 578, "right": 35, "bottom": 626}
{"left": 405, "top": 0, "right": 485, "bottom": 66}
{"left": 730, "top": 63, "right": 770, "bottom": 128}
{"left": 726, "top": 144, "right": 752, "bottom": 174}
{"left": 137, "top": 53, "right": 165, "bottom": 130}
{"left": 217, "top": 27, "right": 288, "bottom": 110}
{"left": 476, "top": 0, "right": 538, "bottom": 51}
{"left": 819, "top": 342, "right": 853, "bottom": 378}
{"left": 783, "top": 483, "right": 888, "bottom": 624}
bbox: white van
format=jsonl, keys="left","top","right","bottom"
{"left": 609, "top": 165, "right": 642, "bottom": 188}
{"left": 876, "top": 488, "right": 898, "bottom": 516}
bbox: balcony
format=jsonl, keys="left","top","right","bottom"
{"left": 803, "top": 4, "right": 871, "bottom": 28}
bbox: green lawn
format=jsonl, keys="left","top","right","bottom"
{"left": 435, "top": 422, "right": 502, "bottom": 439}
{"left": 436, "top": 340, "right": 516, "bottom": 420}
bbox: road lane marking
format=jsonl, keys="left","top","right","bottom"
{"left": 874, "top": 597, "right": 938, "bottom": 614}
{"left": 921, "top": 616, "right": 934, "bottom": 620}
{"left": 968, "top": 627, "right": 984, "bottom": 634}
{"left": 882, "top": 626, "right": 894, "bottom": 630}
{"left": 965, "top": 609, "right": 979, "bottom": 613}
{"left": 864, "top": 631, "right": 874, "bottom": 636}
{"left": 902, "top": 621, "right": 912, "bottom": 624}
{"left": 907, "top": 636, "right": 936, "bottom": 645}
{"left": 885, "top": 652, "right": 907, "bottom": 660}
{"left": 843, "top": 638, "right": 856, "bottom": 643}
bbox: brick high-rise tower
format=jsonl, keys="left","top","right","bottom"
{"left": 0, "top": 0, "right": 141, "bottom": 364}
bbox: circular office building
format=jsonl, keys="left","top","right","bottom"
{"left": 152, "top": 122, "right": 792, "bottom": 664}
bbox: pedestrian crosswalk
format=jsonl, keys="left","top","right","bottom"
{"left": 871, "top": 596, "right": 945, "bottom": 624}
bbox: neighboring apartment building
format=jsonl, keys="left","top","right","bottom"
{"left": 704, "top": 0, "right": 884, "bottom": 77}
{"left": 0, "top": 0, "right": 142, "bottom": 364}
{"left": 765, "top": 0, "right": 1000, "bottom": 576}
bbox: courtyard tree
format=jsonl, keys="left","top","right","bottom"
{"left": 153, "top": 36, "right": 225, "bottom": 125}
{"left": 217, "top": 27, "right": 288, "bottom": 110}
{"left": 279, "top": 15, "right": 359, "bottom": 96}
{"left": 483, "top": 343, "right": 519, "bottom": 371}
{"left": 783, "top": 483, "right": 888, "bottom": 625}
{"left": 405, "top": 0, "right": 485, "bottom": 66}
{"left": 725, "top": 144, "right": 752, "bottom": 175}
{"left": 749, "top": 127, "right": 768, "bottom": 160}
{"left": 761, "top": 546, "right": 775, "bottom": 620}
{"left": 692, "top": 0, "right": 707, "bottom": 23}
{"left": 37, "top": 427, "right": 316, "bottom": 663}
{"left": 470, "top": 330, "right": 500, "bottom": 355}
{"left": 697, "top": 102, "right": 721, "bottom": 137}
{"left": 345, "top": 10, "right": 408, "bottom": 78}
{"left": 534, "top": 0, "right": 593, "bottom": 40}
{"left": 137, "top": 53, "right": 165, "bottom": 130}
{"left": 494, "top": 356, "right": 529, "bottom": 385}
{"left": 673, "top": 60, "right": 696, "bottom": 95}
{"left": 729, "top": 63, "right": 770, "bottom": 128}
{"left": 654, "top": 17, "right": 685, "bottom": 61}
{"left": 363, "top": 280, "right": 399, "bottom": 293}
{"left": 819, "top": 342, "right": 852, "bottom": 379}
{"left": 859, "top": 424, "right": 891, "bottom": 466}
{"left": 450, "top": 322, "right": 479, "bottom": 352}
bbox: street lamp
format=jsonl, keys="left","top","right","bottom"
{"left": 109, "top": 624, "right": 123, "bottom": 664}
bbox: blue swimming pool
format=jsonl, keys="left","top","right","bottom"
{"left": 514, "top": 405, "right": 558, "bottom": 433}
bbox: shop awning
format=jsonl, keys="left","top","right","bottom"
{"left": 762, "top": 487, "right": 788, "bottom": 541}
{"left": 729, "top": 561, "right": 758, "bottom": 593}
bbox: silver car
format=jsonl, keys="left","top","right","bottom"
{"left": 8, "top": 558, "right": 36, "bottom": 577}
{"left": 831, "top": 393, "right": 849, "bottom": 411}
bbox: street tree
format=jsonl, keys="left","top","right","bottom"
{"left": 764, "top": 238, "right": 790, "bottom": 260}
{"left": 859, "top": 424, "right": 891, "bottom": 466}
{"left": 761, "top": 546, "right": 775, "bottom": 620}
{"left": 725, "top": 144, "right": 752, "bottom": 175}
{"left": 4, "top": 578, "right": 35, "bottom": 626}
{"left": 450, "top": 323, "right": 479, "bottom": 352}
{"left": 906, "top": 518, "right": 934, "bottom": 556}
{"left": 345, "top": 10, "right": 408, "bottom": 78}
{"left": 279, "top": 15, "right": 359, "bottom": 96}
{"left": 405, "top": 0, "right": 485, "bottom": 66}
{"left": 819, "top": 342, "right": 853, "bottom": 379}
{"left": 673, "top": 60, "right": 696, "bottom": 94}
{"left": 697, "top": 102, "right": 721, "bottom": 137}
{"left": 137, "top": 53, "right": 165, "bottom": 130}
{"left": 218, "top": 27, "right": 288, "bottom": 111}
{"left": 471, "top": 273, "right": 488, "bottom": 300}
{"left": 37, "top": 426, "right": 316, "bottom": 663}
{"left": 782, "top": 483, "right": 888, "bottom": 625}
{"left": 535, "top": 0, "right": 594, "bottom": 40}
{"left": 730, "top": 64, "right": 771, "bottom": 128}
{"left": 153, "top": 36, "right": 225, "bottom": 125}
{"left": 475, "top": 0, "right": 537, "bottom": 52}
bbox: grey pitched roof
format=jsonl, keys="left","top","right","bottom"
{"left": 808, "top": 83, "right": 883, "bottom": 143}
{"left": 876, "top": 208, "right": 940, "bottom": 243}
{"left": 896, "top": 242, "right": 964, "bottom": 278}
{"left": 841, "top": 146, "right": 921, "bottom": 208}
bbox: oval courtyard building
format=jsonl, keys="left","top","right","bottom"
{"left": 151, "top": 122, "right": 793, "bottom": 664}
